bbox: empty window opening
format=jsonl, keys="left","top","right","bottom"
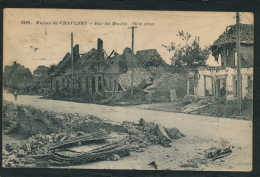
{"left": 205, "top": 76, "right": 214, "bottom": 96}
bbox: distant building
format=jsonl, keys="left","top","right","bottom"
{"left": 136, "top": 49, "right": 167, "bottom": 68}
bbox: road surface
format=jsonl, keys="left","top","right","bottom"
{"left": 3, "top": 92, "right": 252, "bottom": 171}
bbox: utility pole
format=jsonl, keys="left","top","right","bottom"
{"left": 129, "top": 26, "right": 137, "bottom": 95}
{"left": 236, "top": 12, "right": 242, "bottom": 112}
{"left": 71, "top": 32, "right": 74, "bottom": 95}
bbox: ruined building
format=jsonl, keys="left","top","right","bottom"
{"left": 51, "top": 38, "right": 152, "bottom": 97}
{"left": 187, "top": 24, "right": 253, "bottom": 100}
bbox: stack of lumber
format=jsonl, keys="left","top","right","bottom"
{"left": 49, "top": 140, "right": 130, "bottom": 166}
{"left": 47, "top": 130, "right": 110, "bottom": 150}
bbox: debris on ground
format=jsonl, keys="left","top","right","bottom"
{"left": 155, "top": 123, "right": 172, "bottom": 147}
{"left": 47, "top": 130, "right": 111, "bottom": 150}
{"left": 122, "top": 118, "right": 184, "bottom": 149}
{"left": 2, "top": 102, "right": 185, "bottom": 168}
{"left": 49, "top": 140, "right": 130, "bottom": 166}
{"left": 181, "top": 99, "right": 210, "bottom": 114}
{"left": 148, "top": 161, "right": 158, "bottom": 170}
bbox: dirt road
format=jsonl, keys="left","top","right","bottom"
{"left": 3, "top": 93, "right": 252, "bottom": 171}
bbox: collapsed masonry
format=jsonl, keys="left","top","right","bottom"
{"left": 144, "top": 73, "right": 187, "bottom": 102}
{"left": 3, "top": 102, "right": 184, "bottom": 167}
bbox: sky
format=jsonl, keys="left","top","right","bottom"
{"left": 3, "top": 9, "right": 254, "bottom": 72}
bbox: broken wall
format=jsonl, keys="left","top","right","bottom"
{"left": 195, "top": 67, "right": 253, "bottom": 100}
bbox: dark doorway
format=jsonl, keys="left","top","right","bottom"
{"left": 188, "top": 77, "right": 195, "bottom": 95}
{"left": 215, "top": 77, "right": 226, "bottom": 98}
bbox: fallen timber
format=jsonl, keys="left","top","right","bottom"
{"left": 49, "top": 141, "right": 130, "bottom": 166}
{"left": 47, "top": 130, "right": 111, "bottom": 150}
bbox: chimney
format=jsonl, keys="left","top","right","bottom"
{"left": 73, "top": 44, "right": 79, "bottom": 55}
{"left": 97, "top": 38, "right": 103, "bottom": 52}
{"left": 97, "top": 38, "right": 104, "bottom": 70}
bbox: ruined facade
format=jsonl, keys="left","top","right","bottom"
{"left": 187, "top": 24, "right": 253, "bottom": 100}
{"left": 187, "top": 67, "right": 253, "bottom": 100}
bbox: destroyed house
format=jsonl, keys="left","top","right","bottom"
{"left": 52, "top": 38, "right": 106, "bottom": 94}
{"left": 187, "top": 24, "right": 253, "bottom": 100}
{"left": 51, "top": 39, "right": 152, "bottom": 97}
{"left": 136, "top": 49, "right": 167, "bottom": 68}
{"left": 211, "top": 24, "right": 253, "bottom": 67}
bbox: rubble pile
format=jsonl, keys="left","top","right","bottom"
{"left": 3, "top": 102, "right": 185, "bottom": 167}
{"left": 69, "top": 117, "right": 129, "bottom": 134}
{"left": 2, "top": 132, "right": 80, "bottom": 167}
{"left": 3, "top": 102, "right": 19, "bottom": 135}
{"left": 145, "top": 73, "right": 187, "bottom": 102}
{"left": 122, "top": 118, "right": 185, "bottom": 150}
{"left": 3, "top": 101, "right": 128, "bottom": 136}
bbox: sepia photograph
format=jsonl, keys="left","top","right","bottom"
{"left": 2, "top": 8, "right": 253, "bottom": 171}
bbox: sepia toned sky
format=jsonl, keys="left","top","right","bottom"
{"left": 3, "top": 9, "right": 254, "bottom": 72}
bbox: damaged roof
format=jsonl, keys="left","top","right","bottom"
{"left": 57, "top": 44, "right": 80, "bottom": 73}
{"left": 212, "top": 24, "right": 254, "bottom": 46}
{"left": 73, "top": 48, "right": 99, "bottom": 73}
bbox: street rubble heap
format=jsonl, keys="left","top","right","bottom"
{"left": 3, "top": 101, "right": 186, "bottom": 167}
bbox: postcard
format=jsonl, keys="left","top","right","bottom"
{"left": 2, "top": 8, "right": 253, "bottom": 171}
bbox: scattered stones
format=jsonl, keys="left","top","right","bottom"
{"left": 111, "top": 154, "right": 121, "bottom": 161}
{"left": 139, "top": 118, "right": 145, "bottom": 126}
{"left": 5, "top": 144, "right": 15, "bottom": 152}
{"left": 17, "top": 149, "right": 25, "bottom": 158}
{"left": 165, "top": 127, "right": 183, "bottom": 139}
{"left": 121, "top": 118, "right": 184, "bottom": 150}
{"left": 3, "top": 103, "right": 185, "bottom": 168}
{"left": 136, "top": 148, "right": 145, "bottom": 152}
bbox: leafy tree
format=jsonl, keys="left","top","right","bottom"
{"left": 162, "top": 31, "right": 210, "bottom": 67}
{"left": 3, "top": 61, "right": 33, "bottom": 90}
{"left": 48, "top": 64, "right": 59, "bottom": 75}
